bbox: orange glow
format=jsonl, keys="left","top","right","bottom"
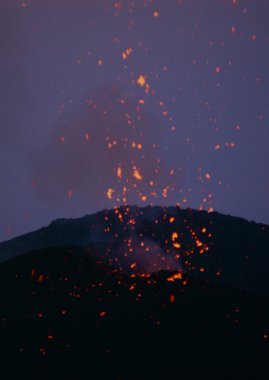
{"left": 167, "top": 272, "right": 182, "bottom": 282}
{"left": 169, "top": 217, "right": 175, "bottom": 223}
{"left": 169, "top": 294, "right": 175, "bottom": 303}
{"left": 106, "top": 188, "right": 114, "bottom": 200}
{"left": 171, "top": 232, "right": 178, "bottom": 241}
{"left": 162, "top": 187, "right": 169, "bottom": 198}
{"left": 137, "top": 75, "right": 146, "bottom": 87}
{"left": 122, "top": 47, "right": 132, "bottom": 60}
{"left": 153, "top": 11, "right": 159, "bottom": 17}
{"left": 117, "top": 166, "right": 122, "bottom": 179}
{"left": 173, "top": 242, "right": 181, "bottom": 249}
{"left": 196, "top": 240, "right": 203, "bottom": 247}
{"left": 133, "top": 167, "right": 142, "bottom": 180}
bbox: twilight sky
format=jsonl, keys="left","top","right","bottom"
{"left": 1, "top": 0, "right": 269, "bottom": 241}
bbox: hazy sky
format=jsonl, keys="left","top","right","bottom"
{"left": 1, "top": 0, "right": 269, "bottom": 241}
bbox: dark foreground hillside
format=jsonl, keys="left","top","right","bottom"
{"left": 1, "top": 245, "right": 269, "bottom": 379}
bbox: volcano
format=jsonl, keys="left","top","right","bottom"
{"left": 0, "top": 206, "right": 269, "bottom": 378}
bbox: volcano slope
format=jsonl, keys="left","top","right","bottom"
{"left": 1, "top": 206, "right": 269, "bottom": 378}
{"left": 1, "top": 206, "right": 269, "bottom": 292}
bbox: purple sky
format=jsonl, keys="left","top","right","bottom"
{"left": 1, "top": 0, "right": 269, "bottom": 241}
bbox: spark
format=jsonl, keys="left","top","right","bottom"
{"left": 167, "top": 272, "right": 182, "bottom": 282}
{"left": 133, "top": 167, "right": 142, "bottom": 181}
{"left": 37, "top": 274, "right": 44, "bottom": 283}
{"left": 137, "top": 75, "right": 146, "bottom": 87}
{"left": 117, "top": 166, "right": 122, "bottom": 179}
{"left": 106, "top": 188, "right": 115, "bottom": 200}
{"left": 122, "top": 47, "right": 132, "bottom": 60}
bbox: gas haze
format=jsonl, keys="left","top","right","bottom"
{"left": 33, "top": 85, "right": 185, "bottom": 206}
{"left": 1, "top": 0, "right": 269, "bottom": 241}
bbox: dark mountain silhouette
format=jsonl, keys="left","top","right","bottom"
{"left": 0, "top": 206, "right": 269, "bottom": 291}
{"left": 1, "top": 206, "right": 269, "bottom": 378}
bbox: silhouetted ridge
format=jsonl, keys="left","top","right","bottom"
{"left": 0, "top": 206, "right": 269, "bottom": 291}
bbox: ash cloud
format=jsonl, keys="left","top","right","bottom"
{"left": 32, "top": 85, "right": 185, "bottom": 211}
{"left": 116, "top": 238, "right": 182, "bottom": 274}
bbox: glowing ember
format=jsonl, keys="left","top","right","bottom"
{"left": 133, "top": 167, "right": 142, "bottom": 181}
{"left": 117, "top": 166, "right": 122, "bottom": 179}
{"left": 167, "top": 272, "right": 182, "bottom": 282}
{"left": 106, "top": 188, "right": 115, "bottom": 200}
{"left": 122, "top": 47, "right": 132, "bottom": 60}
{"left": 137, "top": 75, "right": 146, "bottom": 87}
